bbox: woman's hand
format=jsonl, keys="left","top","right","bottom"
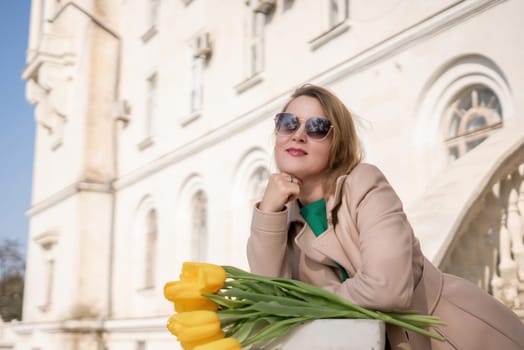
{"left": 259, "top": 173, "right": 301, "bottom": 212}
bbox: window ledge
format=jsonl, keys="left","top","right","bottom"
{"left": 38, "top": 303, "right": 51, "bottom": 313}
{"left": 234, "top": 72, "right": 264, "bottom": 94}
{"left": 179, "top": 110, "right": 201, "bottom": 126}
{"left": 136, "top": 286, "right": 156, "bottom": 296}
{"left": 142, "top": 26, "right": 158, "bottom": 43}
{"left": 50, "top": 136, "right": 63, "bottom": 151}
{"left": 309, "top": 21, "right": 350, "bottom": 51}
{"left": 34, "top": 229, "right": 60, "bottom": 249}
{"left": 137, "top": 136, "right": 154, "bottom": 151}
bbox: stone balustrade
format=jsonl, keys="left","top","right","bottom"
{"left": 407, "top": 118, "right": 524, "bottom": 321}
{"left": 249, "top": 319, "right": 386, "bottom": 350}
{"left": 441, "top": 162, "right": 524, "bottom": 318}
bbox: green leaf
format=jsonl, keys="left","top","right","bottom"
{"left": 243, "top": 317, "right": 309, "bottom": 346}
{"left": 219, "top": 289, "right": 312, "bottom": 308}
{"left": 231, "top": 318, "right": 260, "bottom": 343}
{"left": 248, "top": 301, "right": 366, "bottom": 319}
{"left": 220, "top": 265, "right": 446, "bottom": 342}
{"left": 278, "top": 285, "right": 333, "bottom": 305}
{"left": 217, "top": 309, "right": 262, "bottom": 323}
{"left": 203, "top": 293, "right": 250, "bottom": 309}
{"left": 375, "top": 311, "right": 445, "bottom": 341}
{"left": 241, "top": 281, "right": 275, "bottom": 295}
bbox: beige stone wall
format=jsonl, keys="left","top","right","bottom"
{"left": 9, "top": 0, "right": 524, "bottom": 349}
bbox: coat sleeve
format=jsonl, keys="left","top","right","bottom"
{"left": 247, "top": 204, "right": 292, "bottom": 278}
{"left": 326, "top": 164, "right": 415, "bottom": 311}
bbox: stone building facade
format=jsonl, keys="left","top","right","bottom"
{"left": 0, "top": 0, "right": 523, "bottom": 349}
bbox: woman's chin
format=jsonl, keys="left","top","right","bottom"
{"left": 277, "top": 167, "right": 302, "bottom": 177}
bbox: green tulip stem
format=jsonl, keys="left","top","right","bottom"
{"left": 216, "top": 266, "right": 446, "bottom": 343}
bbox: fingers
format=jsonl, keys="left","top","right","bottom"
{"left": 258, "top": 173, "right": 301, "bottom": 212}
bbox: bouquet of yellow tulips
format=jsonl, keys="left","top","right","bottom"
{"left": 164, "top": 262, "right": 445, "bottom": 350}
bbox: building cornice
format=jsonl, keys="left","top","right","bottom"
{"left": 409, "top": 120, "right": 524, "bottom": 265}
{"left": 26, "top": 180, "right": 112, "bottom": 217}
{"left": 310, "top": 0, "right": 505, "bottom": 85}
{"left": 113, "top": 93, "right": 288, "bottom": 190}
{"left": 22, "top": 49, "right": 75, "bottom": 82}
{"left": 50, "top": 2, "right": 120, "bottom": 39}
{"left": 104, "top": 316, "right": 167, "bottom": 332}
{"left": 23, "top": 1, "right": 120, "bottom": 81}
{"left": 9, "top": 316, "right": 167, "bottom": 335}
{"left": 113, "top": 0, "right": 504, "bottom": 191}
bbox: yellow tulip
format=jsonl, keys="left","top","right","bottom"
{"left": 180, "top": 262, "right": 226, "bottom": 293}
{"left": 180, "top": 333, "right": 225, "bottom": 350}
{"left": 164, "top": 280, "right": 218, "bottom": 312}
{"left": 193, "top": 338, "right": 241, "bottom": 350}
{"left": 174, "top": 297, "right": 219, "bottom": 313}
{"left": 166, "top": 311, "right": 223, "bottom": 343}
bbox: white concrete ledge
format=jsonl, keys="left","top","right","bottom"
{"left": 250, "top": 319, "right": 385, "bottom": 350}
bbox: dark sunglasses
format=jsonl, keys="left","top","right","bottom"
{"left": 274, "top": 112, "right": 333, "bottom": 140}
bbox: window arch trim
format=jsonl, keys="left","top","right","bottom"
{"left": 230, "top": 148, "right": 271, "bottom": 268}
{"left": 176, "top": 174, "right": 208, "bottom": 261}
{"left": 132, "top": 194, "right": 159, "bottom": 291}
{"left": 413, "top": 54, "right": 514, "bottom": 178}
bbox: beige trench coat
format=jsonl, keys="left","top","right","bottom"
{"left": 247, "top": 163, "right": 524, "bottom": 349}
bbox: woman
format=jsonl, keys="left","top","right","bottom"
{"left": 247, "top": 84, "right": 524, "bottom": 349}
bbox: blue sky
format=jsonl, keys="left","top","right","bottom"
{"left": 0, "top": 1, "right": 34, "bottom": 255}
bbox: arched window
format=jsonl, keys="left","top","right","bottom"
{"left": 144, "top": 209, "right": 157, "bottom": 288}
{"left": 246, "top": 1, "right": 270, "bottom": 78}
{"left": 329, "top": 0, "right": 349, "bottom": 28}
{"left": 248, "top": 167, "right": 269, "bottom": 209}
{"left": 444, "top": 85, "right": 503, "bottom": 161}
{"left": 34, "top": 229, "right": 60, "bottom": 312}
{"left": 146, "top": 72, "right": 157, "bottom": 138}
{"left": 191, "top": 190, "right": 208, "bottom": 261}
{"left": 147, "top": 0, "right": 160, "bottom": 29}
{"left": 230, "top": 148, "right": 271, "bottom": 268}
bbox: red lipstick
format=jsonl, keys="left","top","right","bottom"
{"left": 286, "top": 147, "right": 307, "bottom": 156}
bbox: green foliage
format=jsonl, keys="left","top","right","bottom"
{"left": 0, "top": 239, "right": 25, "bottom": 321}
{"left": 208, "top": 266, "right": 445, "bottom": 347}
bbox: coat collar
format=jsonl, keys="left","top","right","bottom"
{"left": 287, "top": 173, "right": 349, "bottom": 224}
{"left": 287, "top": 173, "right": 357, "bottom": 276}
{"left": 326, "top": 174, "right": 349, "bottom": 223}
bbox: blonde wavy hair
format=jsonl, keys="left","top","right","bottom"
{"left": 281, "top": 84, "right": 363, "bottom": 196}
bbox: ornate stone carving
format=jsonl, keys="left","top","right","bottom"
{"left": 24, "top": 30, "right": 75, "bottom": 150}
{"left": 25, "top": 60, "right": 72, "bottom": 150}
{"left": 442, "top": 162, "right": 524, "bottom": 316}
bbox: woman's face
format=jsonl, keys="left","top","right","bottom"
{"left": 274, "top": 95, "right": 332, "bottom": 184}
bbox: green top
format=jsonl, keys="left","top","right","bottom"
{"left": 299, "top": 198, "right": 328, "bottom": 237}
{"left": 299, "top": 199, "right": 349, "bottom": 281}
